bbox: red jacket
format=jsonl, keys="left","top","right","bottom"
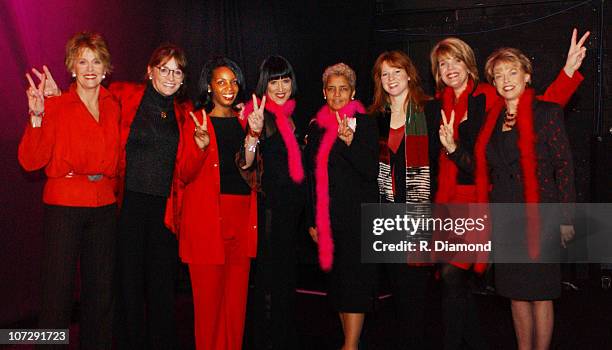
{"left": 18, "top": 85, "right": 120, "bottom": 207}
{"left": 108, "top": 82, "right": 192, "bottom": 233}
{"left": 177, "top": 112, "right": 258, "bottom": 264}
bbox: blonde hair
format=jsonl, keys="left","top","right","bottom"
{"left": 484, "top": 47, "right": 532, "bottom": 84}
{"left": 64, "top": 31, "right": 112, "bottom": 73}
{"left": 322, "top": 62, "right": 356, "bottom": 89}
{"left": 430, "top": 37, "right": 479, "bottom": 91}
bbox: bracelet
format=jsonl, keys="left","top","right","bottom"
{"left": 248, "top": 128, "right": 262, "bottom": 138}
{"left": 28, "top": 110, "right": 44, "bottom": 118}
{"left": 246, "top": 140, "right": 259, "bottom": 153}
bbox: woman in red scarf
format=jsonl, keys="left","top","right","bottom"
{"left": 428, "top": 31, "right": 587, "bottom": 350}
{"left": 241, "top": 55, "right": 305, "bottom": 349}
{"left": 305, "top": 63, "right": 378, "bottom": 350}
{"left": 474, "top": 47, "right": 576, "bottom": 350}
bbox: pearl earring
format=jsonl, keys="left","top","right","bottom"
{"left": 72, "top": 72, "right": 76, "bottom": 78}
{"left": 323, "top": 95, "right": 327, "bottom": 100}
{"left": 149, "top": 75, "right": 153, "bottom": 80}
{"left": 102, "top": 74, "right": 106, "bottom": 80}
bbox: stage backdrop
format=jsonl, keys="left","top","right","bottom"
{"left": 1, "top": 0, "right": 609, "bottom": 326}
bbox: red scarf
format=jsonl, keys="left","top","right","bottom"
{"left": 243, "top": 96, "right": 304, "bottom": 184}
{"left": 435, "top": 79, "right": 473, "bottom": 202}
{"left": 313, "top": 100, "right": 365, "bottom": 271}
{"left": 474, "top": 88, "right": 541, "bottom": 259}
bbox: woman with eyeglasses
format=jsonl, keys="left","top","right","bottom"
{"left": 109, "top": 43, "right": 193, "bottom": 350}
{"left": 39, "top": 42, "right": 196, "bottom": 349}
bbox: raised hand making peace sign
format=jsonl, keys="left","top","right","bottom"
{"left": 336, "top": 111, "right": 354, "bottom": 146}
{"left": 563, "top": 28, "right": 590, "bottom": 78}
{"left": 439, "top": 110, "right": 457, "bottom": 154}
{"left": 190, "top": 110, "right": 210, "bottom": 150}
{"left": 26, "top": 71, "right": 46, "bottom": 120}
{"left": 247, "top": 94, "right": 265, "bottom": 136}
{"left": 32, "top": 65, "right": 61, "bottom": 97}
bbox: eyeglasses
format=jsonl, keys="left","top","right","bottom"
{"left": 156, "top": 66, "right": 184, "bottom": 78}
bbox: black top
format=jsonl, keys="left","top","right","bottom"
{"left": 486, "top": 100, "right": 575, "bottom": 204}
{"left": 210, "top": 116, "right": 251, "bottom": 195}
{"left": 259, "top": 110, "right": 306, "bottom": 207}
{"left": 125, "top": 82, "right": 179, "bottom": 197}
{"left": 305, "top": 113, "right": 379, "bottom": 230}
{"left": 424, "top": 92, "right": 487, "bottom": 198}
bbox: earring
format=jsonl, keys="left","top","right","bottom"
{"left": 351, "top": 97, "right": 355, "bottom": 100}
{"left": 208, "top": 89, "right": 211, "bottom": 93}
{"left": 180, "top": 82, "right": 184, "bottom": 85}
{"left": 72, "top": 72, "right": 76, "bottom": 78}
{"left": 102, "top": 74, "right": 106, "bottom": 80}
{"left": 149, "top": 75, "right": 153, "bottom": 80}
{"left": 323, "top": 95, "right": 326, "bottom": 100}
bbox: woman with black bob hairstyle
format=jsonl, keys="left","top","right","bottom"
{"left": 178, "top": 56, "right": 259, "bottom": 349}
{"left": 241, "top": 55, "right": 305, "bottom": 349}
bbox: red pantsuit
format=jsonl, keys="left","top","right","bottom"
{"left": 177, "top": 112, "right": 257, "bottom": 350}
{"left": 190, "top": 194, "right": 251, "bottom": 350}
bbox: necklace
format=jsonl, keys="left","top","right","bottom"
{"left": 504, "top": 111, "right": 516, "bottom": 129}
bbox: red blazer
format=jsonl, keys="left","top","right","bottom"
{"left": 18, "top": 85, "right": 120, "bottom": 207}
{"left": 177, "top": 112, "right": 258, "bottom": 264}
{"left": 108, "top": 82, "right": 192, "bottom": 233}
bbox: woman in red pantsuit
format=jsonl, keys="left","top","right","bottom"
{"left": 177, "top": 57, "right": 259, "bottom": 350}
{"left": 18, "top": 31, "right": 120, "bottom": 349}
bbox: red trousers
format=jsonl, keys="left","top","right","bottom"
{"left": 189, "top": 194, "right": 252, "bottom": 350}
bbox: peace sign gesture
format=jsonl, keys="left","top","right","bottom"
{"left": 26, "top": 72, "right": 46, "bottom": 117}
{"left": 190, "top": 110, "right": 210, "bottom": 150}
{"left": 247, "top": 94, "right": 265, "bottom": 135}
{"left": 439, "top": 110, "right": 457, "bottom": 154}
{"left": 336, "top": 111, "right": 354, "bottom": 146}
{"left": 563, "top": 28, "right": 590, "bottom": 78}
{"left": 31, "top": 65, "right": 61, "bottom": 97}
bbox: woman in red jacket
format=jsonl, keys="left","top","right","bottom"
{"left": 109, "top": 44, "right": 193, "bottom": 350}
{"left": 429, "top": 30, "right": 587, "bottom": 350}
{"left": 18, "top": 31, "right": 120, "bottom": 349}
{"left": 177, "top": 56, "right": 258, "bottom": 350}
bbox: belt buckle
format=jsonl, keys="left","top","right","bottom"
{"left": 87, "top": 174, "right": 103, "bottom": 182}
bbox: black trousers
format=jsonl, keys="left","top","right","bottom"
{"left": 248, "top": 202, "right": 300, "bottom": 350}
{"left": 115, "top": 191, "right": 179, "bottom": 350}
{"left": 37, "top": 204, "right": 116, "bottom": 350}
{"left": 440, "top": 264, "right": 488, "bottom": 350}
{"left": 385, "top": 264, "right": 432, "bottom": 350}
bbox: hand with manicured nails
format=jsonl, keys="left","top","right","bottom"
{"left": 336, "top": 111, "right": 354, "bottom": 146}
{"left": 563, "top": 28, "right": 590, "bottom": 78}
{"left": 190, "top": 110, "right": 210, "bottom": 150}
{"left": 247, "top": 94, "right": 265, "bottom": 134}
{"left": 439, "top": 109, "right": 457, "bottom": 154}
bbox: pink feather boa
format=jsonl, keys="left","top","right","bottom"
{"left": 314, "top": 100, "right": 365, "bottom": 271}
{"left": 243, "top": 96, "right": 304, "bottom": 183}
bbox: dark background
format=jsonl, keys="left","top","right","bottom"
{"left": 1, "top": 0, "right": 610, "bottom": 327}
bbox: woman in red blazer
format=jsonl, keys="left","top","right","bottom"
{"left": 177, "top": 56, "right": 258, "bottom": 350}
{"left": 18, "top": 31, "right": 120, "bottom": 349}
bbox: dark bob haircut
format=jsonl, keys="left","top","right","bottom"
{"left": 195, "top": 56, "right": 245, "bottom": 112}
{"left": 254, "top": 55, "right": 298, "bottom": 98}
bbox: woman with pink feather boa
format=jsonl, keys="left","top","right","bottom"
{"left": 305, "top": 63, "right": 379, "bottom": 350}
